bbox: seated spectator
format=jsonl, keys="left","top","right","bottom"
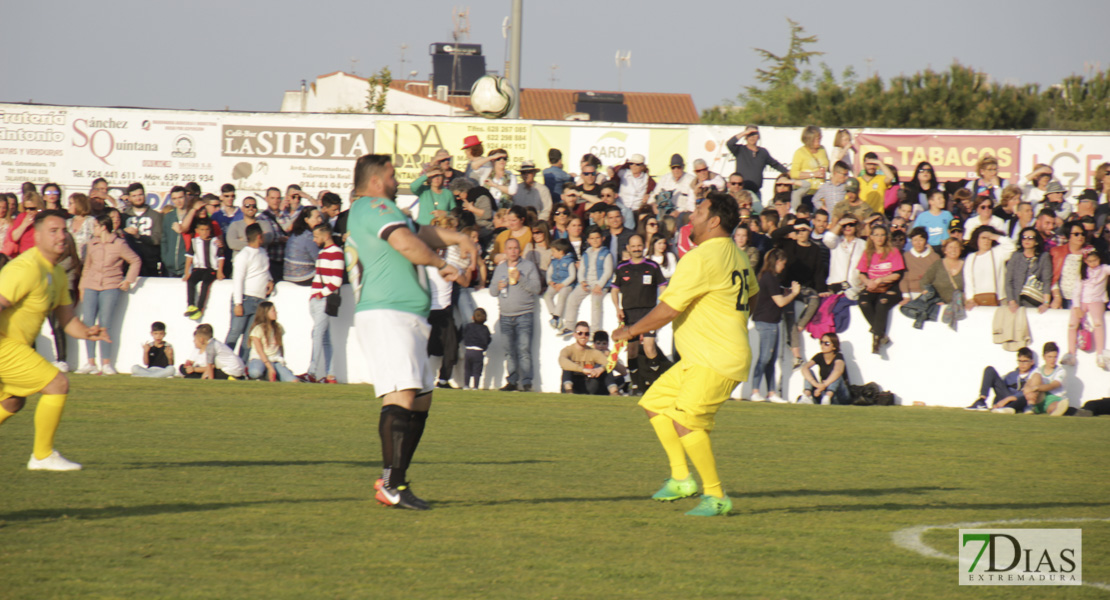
{"left": 649, "top": 154, "right": 696, "bottom": 216}
{"left": 824, "top": 216, "right": 866, "bottom": 299}
{"left": 1020, "top": 342, "right": 1070, "bottom": 416}
{"left": 591, "top": 331, "right": 629, "bottom": 394}
{"left": 798, "top": 333, "right": 851, "bottom": 405}
{"left": 900, "top": 227, "right": 939, "bottom": 299}
{"left": 920, "top": 238, "right": 967, "bottom": 304}
{"left": 481, "top": 148, "right": 517, "bottom": 207}
{"left": 911, "top": 190, "right": 954, "bottom": 250}
{"left": 183, "top": 220, "right": 224, "bottom": 320}
{"left": 461, "top": 307, "right": 492, "bottom": 390}
{"left": 180, "top": 323, "right": 245, "bottom": 380}
{"left": 543, "top": 238, "right": 577, "bottom": 331}
{"left": 812, "top": 161, "right": 851, "bottom": 213}
{"left": 559, "top": 321, "right": 617, "bottom": 396}
{"left": 247, "top": 301, "right": 295, "bottom": 382}
{"left": 830, "top": 179, "right": 874, "bottom": 224}
{"left": 962, "top": 347, "right": 1036, "bottom": 412}
{"left": 283, "top": 206, "right": 322, "bottom": 285}
{"left": 963, "top": 196, "right": 1008, "bottom": 234}
{"left": 964, "top": 226, "right": 1016, "bottom": 309}
{"left": 1004, "top": 227, "right": 1052, "bottom": 314}
{"left": 857, "top": 225, "right": 904, "bottom": 354}
{"left": 450, "top": 177, "right": 495, "bottom": 242}
{"left": 562, "top": 226, "right": 613, "bottom": 335}
{"left": 131, "top": 321, "right": 175, "bottom": 378}
{"left": 492, "top": 205, "right": 532, "bottom": 264}
{"left": 525, "top": 222, "right": 552, "bottom": 273}
{"left": 76, "top": 214, "right": 141, "bottom": 376}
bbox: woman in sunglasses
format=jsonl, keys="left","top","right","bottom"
{"left": 1004, "top": 227, "right": 1052, "bottom": 314}
{"left": 3, "top": 192, "right": 44, "bottom": 258}
{"left": 799, "top": 333, "right": 851, "bottom": 405}
{"left": 549, "top": 203, "right": 572, "bottom": 240}
{"left": 1049, "top": 222, "right": 1094, "bottom": 310}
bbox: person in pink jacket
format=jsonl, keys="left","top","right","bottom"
{"left": 75, "top": 214, "right": 140, "bottom": 375}
{"left": 1063, "top": 250, "right": 1110, "bottom": 369}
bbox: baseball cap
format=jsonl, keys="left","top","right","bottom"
{"left": 844, "top": 178, "right": 860, "bottom": 194}
{"left": 669, "top": 154, "right": 684, "bottom": 168}
{"left": 1076, "top": 188, "right": 1098, "bottom": 203}
{"left": 628, "top": 154, "right": 645, "bottom": 165}
{"left": 948, "top": 218, "right": 964, "bottom": 232}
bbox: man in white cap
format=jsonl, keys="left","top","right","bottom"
{"left": 512, "top": 160, "right": 553, "bottom": 220}
{"left": 649, "top": 154, "right": 697, "bottom": 216}
{"left": 615, "top": 154, "right": 652, "bottom": 214}
{"left": 691, "top": 158, "right": 725, "bottom": 202}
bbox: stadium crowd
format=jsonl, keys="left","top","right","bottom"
{"left": 3, "top": 125, "right": 1110, "bottom": 416}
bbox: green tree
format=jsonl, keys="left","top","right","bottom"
{"left": 366, "top": 66, "right": 392, "bottom": 113}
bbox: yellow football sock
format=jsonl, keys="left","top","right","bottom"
{"left": 33, "top": 394, "right": 67, "bottom": 460}
{"left": 649, "top": 414, "right": 690, "bottom": 480}
{"left": 0, "top": 405, "right": 15, "bottom": 425}
{"left": 680, "top": 430, "right": 723, "bottom": 498}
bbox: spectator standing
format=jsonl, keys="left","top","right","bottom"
{"left": 610, "top": 234, "right": 666, "bottom": 394}
{"left": 904, "top": 162, "right": 942, "bottom": 210}
{"left": 160, "top": 186, "right": 190, "bottom": 277}
{"left": 563, "top": 226, "right": 614, "bottom": 335}
{"left": 450, "top": 177, "right": 495, "bottom": 241}
{"left": 226, "top": 196, "right": 276, "bottom": 259}
{"left": 614, "top": 154, "right": 653, "bottom": 214}
{"left": 121, "top": 183, "right": 163, "bottom": 276}
{"left": 211, "top": 183, "right": 243, "bottom": 232}
{"left": 726, "top": 126, "right": 789, "bottom": 201}
{"left": 259, "top": 186, "right": 291, "bottom": 282}
{"left": 749, "top": 249, "right": 799, "bottom": 403}
{"left": 283, "top": 207, "right": 322, "bottom": 285}
{"left": 131, "top": 321, "right": 175, "bottom": 378}
{"left": 542, "top": 148, "right": 571, "bottom": 198}
{"left": 492, "top": 205, "right": 531, "bottom": 264}
{"left": 4, "top": 193, "right": 42, "bottom": 257}
{"left": 964, "top": 155, "right": 1008, "bottom": 200}
{"left": 76, "top": 214, "right": 140, "bottom": 375}
{"left": 182, "top": 220, "right": 224, "bottom": 320}
{"left": 0, "top": 193, "right": 12, "bottom": 251}
{"left": 513, "top": 160, "right": 553, "bottom": 221}
{"left": 770, "top": 219, "right": 827, "bottom": 366}
{"left": 543, "top": 238, "right": 577, "bottom": 330}
{"left": 964, "top": 227, "right": 1016, "bottom": 309}
{"left": 856, "top": 225, "right": 904, "bottom": 354}
{"left": 180, "top": 323, "right": 245, "bottom": 380}
{"left": 247, "top": 301, "right": 296, "bottom": 382}
{"left": 226, "top": 224, "right": 273, "bottom": 362}
{"left": 856, "top": 153, "right": 891, "bottom": 215}
{"left": 650, "top": 237, "right": 678, "bottom": 281}
{"left": 462, "top": 135, "right": 494, "bottom": 183}
{"left": 789, "top": 126, "right": 829, "bottom": 209}
{"left": 88, "top": 177, "right": 112, "bottom": 213}
{"left": 830, "top": 129, "right": 856, "bottom": 172}
{"left": 481, "top": 149, "right": 517, "bottom": 208}
{"left": 66, "top": 193, "right": 95, "bottom": 261}
{"left": 412, "top": 164, "right": 456, "bottom": 226}
{"left": 461, "top": 308, "right": 492, "bottom": 390}
{"left": 490, "top": 238, "right": 541, "bottom": 391}
{"left": 830, "top": 179, "right": 875, "bottom": 225}
{"left": 305, "top": 222, "right": 343, "bottom": 384}
{"left": 559, "top": 321, "right": 615, "bottom": 395}
{"left": 812, "top": 161, "right": 851, "bottom": 213}
{"left": 427, "top": 217, "right": 472, "bottom": 389}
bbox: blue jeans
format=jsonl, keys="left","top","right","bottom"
{"left": 500, "top": 313, "right": 534, "bottom": 386}
{"left": 751, "top": 321, "right": 780, "bottom": 393}
{"left": 247, "top": 359, "right": 297, "bottom": 382}
{"left": 225, "top": 295, "right": 263, "bottom": 362}
{"left": 308, "top": 297, "right": 334, "bottom": 379}
{"left": 82, "top": 288, "right": 121, "bottom": 361}
{"left": 805, "top": 378, "right": 850, "bottom": 404}
{"left": 131, "top": 365, "right": 175, "bottom": 378}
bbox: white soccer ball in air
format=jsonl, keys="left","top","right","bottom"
{"left": 470, "top": 75, "right": 515, "bottom": 119}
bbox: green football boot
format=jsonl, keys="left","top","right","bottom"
{"left": 685, "top": 494, "right": 732, "bottom": 517}
{"left": 651, "top": 476, "right": 698, "bottom": 502}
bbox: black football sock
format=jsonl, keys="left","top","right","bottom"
{"left": 401, "top": 411, "right": 429, "bottom": 471}
{"left": 379, "top": 405, "right": 413, "bottom": 488}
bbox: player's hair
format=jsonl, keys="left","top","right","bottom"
{"left": 313, "top": 222, "right": 333, "bottom": 237}
{"left": 1017, "top": 347, "right": 1034, "bottom": 360}
{"left": 194, "top": 324, "right": 214, "bottom": 338}
{"left": 33, "top": 209, "right": 67, "bottom": 229}
{"left": 909, "top": 226, "right": 928, "bottom": 241}
{"left": 126, "top": 182, "right": 145, "bottom": 195}
{"left": 245, "top": 223, "right": 264, "bottom": 243}
{"left": 574, "top": 321, "right": 589, "bottom": 331}
{"left": 220, "top": 183, "right": 236, "bottom": 194}
{"left": 548, "top": 148, "right": 562, "bottom": 164}
{"left": 250, "top": 301, "right": 282, "bottom": 349}
{"left": 1043, "top": 341, "right": 1059, "bottom": 355}
{"left": 761, "top": 248, "right": 787, "bottom": 275}
{"left": 704, "top": 191, "right": 740, "bottom": 233}
{"left": 550, "top": 238, "right": 572, "bottom": 255}
{"left": 68, "top": 193, "right": 90, "bottom": 217}
{"left": 151, "top": 321, "right": 166, "bottom": 332}
{"left": 472, "top": 308, "right": 487, "bottom": 324}
{"left": 321, "top": 192, "right": 342, "bottom": 208}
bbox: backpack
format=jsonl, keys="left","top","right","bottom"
{"left": 849, "top": 382, "right": 895, "bottom": 406}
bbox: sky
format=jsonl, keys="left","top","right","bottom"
{"left": 3, "top": 0, "right": 1107, "bottom": 115}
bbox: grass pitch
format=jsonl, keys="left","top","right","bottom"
{"left": 1, "top": 377, "right": 1106, "bottom": 599}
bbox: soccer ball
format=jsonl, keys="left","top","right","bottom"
{"left": 470, "top": 75, "right": 515, "bottom": 119}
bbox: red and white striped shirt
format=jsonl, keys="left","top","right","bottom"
{"left": 311, "top": 244, "right": 344, "bottom": 299}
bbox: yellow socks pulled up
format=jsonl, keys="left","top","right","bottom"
{"left": 680, "top": 429, "right": 723, "bottom": 498}
{"left": 649, "top": 414, "right": 690, "bottom": 481}
{"left": 33, "top": 394, "right": 67, "bottom": 460}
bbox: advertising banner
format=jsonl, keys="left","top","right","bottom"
{"left": 375, "top": 120, "right": 531, "bottom": 189}
{"left": 856, "top": 133, "right": 1020, "bottom": 182}
{"left": 0, "top": 106, "right": 69, "bottom": 189}
{"left": 1019, "top": 134, "right": 1110, "bottom": 196}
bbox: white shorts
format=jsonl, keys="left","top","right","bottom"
{"left": 355, "top": 309, "right": 434, "bottom": 397}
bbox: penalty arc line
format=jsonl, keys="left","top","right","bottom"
{"left": 891, "top": 517, "right": 1110, "bottom": 592}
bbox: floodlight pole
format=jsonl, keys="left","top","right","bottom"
{"left": 506, "top": 0, "right": 522, "bottom": 119}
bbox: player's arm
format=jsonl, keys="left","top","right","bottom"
{"left": 416, "top": 224, "right": 479, "bottom": 271}
{"left": 388, "top": 226, "right": 458, "bottom": 281}
{"left": 54, "top": 302, "right": 112, "bottom": 342}
{"left": 612, "top": 301, "right": 680, "bottom": 342}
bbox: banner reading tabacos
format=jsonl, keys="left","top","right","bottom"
{"left": 856, "top": 133, "right": 1020, "bottom": 181}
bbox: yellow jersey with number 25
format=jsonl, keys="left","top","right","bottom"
{"left": 658, "top": 236, "right": 759, "bottom": 382}
{"left": 0, "top": 247, "right": 71, "bottom": 347}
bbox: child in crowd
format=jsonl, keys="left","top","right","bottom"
{"left": 1063, "top": 250, "right": 1110, "bottom": 369}
{"left": 544, "top": 238, "right": 577, "bottom": 331}
{"left": 561, "top": 226, "right": 613, "bottom": 336}
{"left": 183, "top": 220, "right": 223, "bottom": 320}
{"left": 461, "top": 308, "right": 492, "bottom": 390}
{"left": 1025, "top": 342, "right": 1070, "bottom": 415}
{"left": 247, "top": 301, "right": 296, "bottom": 382}
{"left": 180, "top": 323, "right": 245, "bottom": 380}
{"left": 131, "top": 321, "right": 175, "bottom": 378}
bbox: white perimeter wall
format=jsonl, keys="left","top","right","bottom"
{"left": 39, "top": 278, "right": 1108, "bottom": 409}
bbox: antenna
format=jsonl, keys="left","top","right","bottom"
{"left": 615, "top": 50, "right": 631, "bottom": 92}
{"left": 452, "top": 7, "right": 471, "bottom": 41}
{"left": 501, "top": 15, "right": 511, "bottom": 77}
{"left": 549, "top": 64, "right": 559, "bottom": 88}
{"left": 349, "top": 57, "right": 359, "bottom": 76}
{"left": 399, "top": 43, "right": 409, "bottom": 77}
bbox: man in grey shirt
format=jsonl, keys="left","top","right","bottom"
{"left": 490, "top": 238, "right": 542, "bottom": 392}
{"left": 225, "top": 197, "right": 277, "bottom": 259}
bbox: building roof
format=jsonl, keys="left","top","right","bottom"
{"left": 347, "top": 73, "right": 697, "bottom": 124}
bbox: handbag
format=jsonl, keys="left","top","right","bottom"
{"left": 970, "top": 250, "right": 999, "bottom": 306}
{"left": 1019, "top": 256, "right": 1046, "bottom": 304}
{"left": 1078, "top": 317, "right": 1094, "bottom": 352}
{"left": 324, "top": 292, "right": 342, "bottom": 317}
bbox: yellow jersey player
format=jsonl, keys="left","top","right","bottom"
{"left": 0, "top": 210, "right": 111, "bottom": 470}
{"left": 613, "top": 192, "right": 758, "bottom": 516}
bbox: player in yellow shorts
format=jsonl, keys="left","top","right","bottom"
{"left": 1, "top": 210, "right": 110, "bottom": 471}
{"left": 614, "top": 192, "right": 758, "bottom": 516}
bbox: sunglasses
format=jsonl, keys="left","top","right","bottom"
{"left": 820, "top": 341, "right": 833, "bottom": 346}
{"left": 582, "top": 171, "right": 597, "bottom": 176}
{"left": 44, "top": 191, "right": 60, "bottom": 196}
{"left": 647, "top": 222, "right": 658, "bottom": 227}
{"left": 728, "top": 181, "right": 742, "bottom": 185}
{"left": 554, "top": 210, "right": 567, "bottom": 216}
{"left": 1071, "top": 232, "right": 1086, "bottom": 237}
{"left": 776, "top": 183, "right": 791, "bottom": 186}
{"left": 493, "top": 157, "right": 508, "bottom": 162}
{"left": 694, "top": 168, "right": 708, "bottom": 173}
{"left": 920, "top": 168, "right": 933, "bottom": 173}
{"left": 243, "top": 204, "right": 257, "bottom": 209}
{"left": 1021, "top": 236, "right": 1037, "bottom": 240}
{"left": 574, "top": 331, "right": 590, "bottom": 336}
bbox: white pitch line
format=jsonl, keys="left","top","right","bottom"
{"left": 892, "top": 517, "right": 1110, "bottom": 591}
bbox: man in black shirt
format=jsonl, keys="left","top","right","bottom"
{"left": 604, "top": 205, "right": 635, "bottom": 262}
{"left": 726, "top": 126, "right": 789, "bottom": 200}
{"left": 770, "top": 219, "right": 828, "bottom": 367}
{"left": 610, "top": 234, "right": 666, "bottom": 394}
